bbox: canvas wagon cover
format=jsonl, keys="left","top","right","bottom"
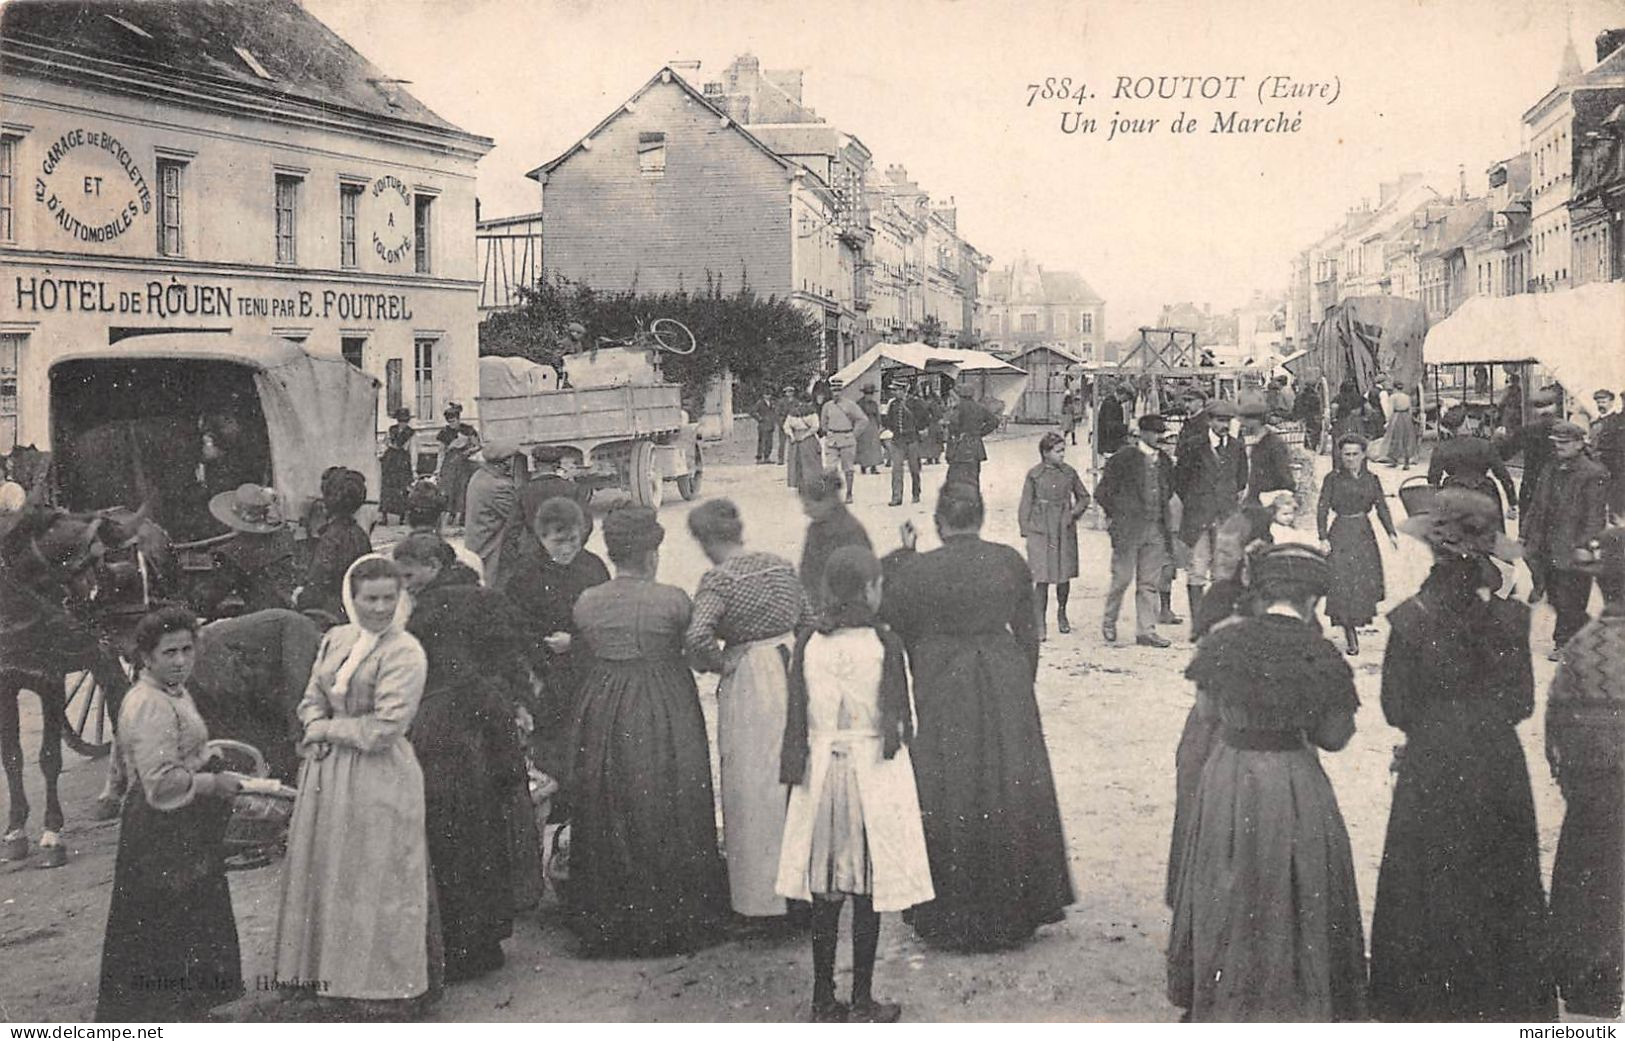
{"left": 1305, "top": 296, "right": 1426, "bottom": 394}
{"left": 53, "top": 333, "right": 380, "bottom": 520}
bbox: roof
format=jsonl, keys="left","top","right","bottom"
{"left": 1008, "top": 343, "right": 1087, "bottom": 364}
{"left": 528, "top": 67, "right": 821, "bottom": 187}
{"left": 985, "top": 264, "right": 1103, "bottom": 305}
{"left": 1, "top": 0, "right": 479, "bottom": 140}
{"left": 1420, "top": 199, "right": 1490, "bottom": 260}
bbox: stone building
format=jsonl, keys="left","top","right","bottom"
{"left": 0, "top": 0, "right": 491, "bottom": 456}
{"left": 981, "top": 254, "right": 1105, "bottom": 361}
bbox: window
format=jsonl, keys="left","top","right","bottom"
{"left": 414, "top": 338, "right": 436, "bottom": 417}
{"left": 385, "top": 358, "right": 404, "bottom": 417}
{"left": 275, "top": 174, "right": 300, "bottom": 263}
{"left": 1019, "top": 313, "right": 1038, "bottom": 333}
{"left": 1080, "top": 312, "right": 1093, "bottom": 334}
{"left": 339, "top": 183, "right": 362, "bottom": 268}
{"left": 156, "top": 158, "right": 185, "bottom": 256}
{"left": 0, "top": 135, "right": 15, "bottom": 242}
{"left": 413, "top": 194, "right": 433, "bottom": 274}
{"left": 638, "top": 132, "right": 667, "bottom": 177}
{"left": 341, "top": 336, "right": 366, "bottom": 370}
{"left": 0, "top": 333, "right": 19, "bottom": 452}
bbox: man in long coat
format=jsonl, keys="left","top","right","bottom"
{"left": 1523, "top": 421, "right": 1610, "bottom": 655}
{"left": 884, "top": 382, "right": 929, "bottom": 506}
{"left": 944, "top": 384, "right": 1000, "bottom": 495}
{"left": 1095, "top": 414, "right": 1176, "bottom": 648}
{"left": 463, "top": 442, "right": 522, "bottom": 586}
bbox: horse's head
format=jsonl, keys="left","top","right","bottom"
{"left": 0, "top": 505, "right": 111, "bottom": 598}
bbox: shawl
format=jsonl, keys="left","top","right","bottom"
{"left": 333, "top": 553, "right": 410, "bottom": 699}
{"left": 780, "top": 601, "right": 913, "bottom": 784}
{"left": 1186, "top": 613, "right": 1357, "bottom": 727}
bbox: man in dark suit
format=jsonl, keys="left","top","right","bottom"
{"left": 1589, "top": 388, "right": 1625, "bottom": 522}
{"left": 884, "top": 381, "right": 929, "bottom": 506}
{"left": 1503, "top": 387, "right": 1561, "bottom": 598}
{"left": 944, "top": 383, "right": 1000, "bottom": 494}
{"left": 1095, "top": 414, "right": 1176, "bottom": 648}
{"left": 1173, "top": 398, "right": 1245, "bottom": 635}
{"left": 1523, "top": 420, "right": 1610, "bottom": 656}
{"left": 1239, "top": 394, "right": 1295, "bottom": 506}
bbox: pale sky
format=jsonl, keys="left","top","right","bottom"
{"left": 306, "top": 0, "right": 1624, "bottom": 338}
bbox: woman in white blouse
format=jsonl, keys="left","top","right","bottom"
{"left": 97, "top": 604, "right": 247, "bottom": 1022}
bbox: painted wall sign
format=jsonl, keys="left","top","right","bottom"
{"left": 31, "top": 128, "right": 152, "bottom": 243}
{"left": 370, "top": 174, "right": 414, "bottom": 264}
{"left": 13, "top": 274, "right": 414, "bottom": 321}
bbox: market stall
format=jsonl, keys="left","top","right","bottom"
{"left": 830, "top": 342, "right": 1030, "bottom": 414}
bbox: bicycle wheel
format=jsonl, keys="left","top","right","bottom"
{"left": 649, "top": 318, "right": 696, "bottom": 355}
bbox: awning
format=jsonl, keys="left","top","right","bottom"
{"left": 831, "top": 342, "right": 1029, "bottom": 412}
{"left": 1423, "top": 283, "right": 1625, "bottom": 401}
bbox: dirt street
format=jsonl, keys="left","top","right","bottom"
{"left": 0, "top": 429, "right": 1572, "bottom": 1022}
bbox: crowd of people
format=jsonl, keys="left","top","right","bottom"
{"left": 64, "top": 366, "right": 1624, "bottom": 1025}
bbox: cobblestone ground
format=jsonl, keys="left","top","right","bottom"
{"left": 0, "top": 427, "right": 1580, "bottom": 1022}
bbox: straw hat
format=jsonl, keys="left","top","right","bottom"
{"left": 209, "top": 484, "right": 285, "bottom": 535}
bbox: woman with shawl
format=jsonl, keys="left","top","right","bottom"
{"left": 273, "top": 554, "right": 439, "bottom": 1018}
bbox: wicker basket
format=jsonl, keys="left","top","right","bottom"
{"left": 1397, "top": 475, "right": 1436, "bottom": 519}
{"left": 206, "top": 739, "right": 298, "bottom": 851}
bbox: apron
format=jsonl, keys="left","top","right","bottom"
{"left": 716, "top": 633, "right": 795, "bottom": 916}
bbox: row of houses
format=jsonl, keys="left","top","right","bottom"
{"left": 481, "top": 55, "right": 994, "bottom": 373}
{"left": 1284, "top": 28, "right": 1625, "bottom": 343}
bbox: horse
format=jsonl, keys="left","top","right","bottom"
{"left": 0, "top": 503, "right": 146, "bottom": 867}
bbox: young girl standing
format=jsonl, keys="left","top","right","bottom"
{"left": 777, "top": 545, "right": 933, "bottom": 1022}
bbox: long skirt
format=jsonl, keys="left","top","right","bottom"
{"left": 274, "top": 738, "right": 432, "bottom": 1000}
{"left": 716, "top": 634, "right": 794, "bottom": 916}
{"left": 564, "top": 656, "right": 728, "bottom": 956}
{"left": 380, "top": 446, "right": 413, "bottom": 518}
{"left": 413, "top": 686, "right": 524, "bottom": 975}
{"left": 1164, "top": 706, "right": 1221, "bottom": 909}
{"left": 97, "top": 794, "right": 242, "bottom": 1022}
{"left": 922, "top": 424, "right": 945, "bottom": 463}
{"left": 1551, "top": 768, "right": 1624, "bottom": 1018}
{"left": 1386, "top": 412, "right": 1419, "bottom": 462}
{"left": 904, "top": 632, "right": 1073, "bottom": 950}
{"left": 856, "top": 423, "right": 884, "bottom": 469}
{"left": 1370, "top": 718, "right": 1556, "bottom": 1021}
{"left": 786, "top": 436, "right": 822, "bottom": 491}
{"left": 1325, "top": 512, "right": 1384, "bottom": 628}
{"left": 1166, "top": 740, "right": 1367, "bottom": 1021}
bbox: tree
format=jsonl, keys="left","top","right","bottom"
{"left": 918, "top": 314, "right": 945, "bottom": 346}
{"left": 478, "top": 274, "right": 825, "bottom": 412}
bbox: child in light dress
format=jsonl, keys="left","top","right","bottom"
{"left": 776, "top": 545, "right": 934, "bottom": 1023}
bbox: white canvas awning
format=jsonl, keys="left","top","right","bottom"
{"left": 831, "top": 343, "right": 1029, "bottom": 412}
{"left": 1424, "top": 283, "right": 1625, "bottom": 402}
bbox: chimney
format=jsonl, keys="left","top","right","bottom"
{"left": 1458, "top": 163, "right": 1467, "bottom": 202}
{"left": 1599, "top": 28, "right": 1625, "bottom": 63}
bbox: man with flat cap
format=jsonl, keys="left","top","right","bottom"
{"left": 1523, "top": 419, "right": 1609, "bottom": 656}
{"left": 1096, "top": 413, "right": 1177, "bottom": 647}
{"left": 1589, "top": 388, "right": 1625, "bottom": 522}
{"left": 464, "top": 440, "right": 524, "bottom": 586}
{"left": 1173, "top": 397, "right": 1247, "bottom": 633}
{"left": 1238, "top": 391, "right": 1295, "bottom": 507}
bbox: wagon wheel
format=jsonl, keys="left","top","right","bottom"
{"left": 649, "top": 318, "right": 696, "bottom": 356}
{"left": 626, "top": 440, "right": 664, "bottom": 509}
{"left": 61, "top": 653, "right": 134, "bottom": 759}
{"left": 676, "top": 443, "right": 703, "bottom": 501}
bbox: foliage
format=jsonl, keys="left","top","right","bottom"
{"left": 479, "top": 275, "right": 825, "bottom": 412}
{"left": 918, "top": 314, "right": 945, "bottom": 346}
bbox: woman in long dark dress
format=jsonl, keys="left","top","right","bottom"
{"left": 394, "top": 534, "right": 530, "bottom": 981}
{"left": 98, "top": 605, "right": 246, "bottom": 1022}
{"left": 1369, "top": 489, "right": 1556, "bottom": 1022}
{"left": 380, "top": 409, "right": 415, "bottom": 524}
{"left": 1330, "top": 378, "right": 1366, "bottom": 445}
{"left": 497, "top": 497, "right": 610, "bottom": 787}
{"left": 1545, "top": 527, "right": 1624, "bottom": 1019}
{"left": 565, "top": 507, "right": 728, "bottom": 956}
{"left": 1317, "top": 434, "right": 1397, "bottom": 656}
{"left": 880, "top": 482, "right": 1073, "bottom": 951}
{"left": 1166, "top": 545, "right": 1367, "bottom": 1022}
{"left": 295, "top": 467, "right": 372, "bottom": 622}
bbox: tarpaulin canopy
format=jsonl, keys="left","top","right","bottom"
{"left": 1422, "top": 282, "right": 1625, "bottom": 402}
{"left": 55, "top": 333, "right": 381, "bottom": 520}
{"left": 479, "top": 355, "right": 558, "bottom": 398}
{"left": 1299, "top": 296, "right": 1426, "bottom": 394}
{"left": 831, "top": 343, "right": 1029, "bottom": 413}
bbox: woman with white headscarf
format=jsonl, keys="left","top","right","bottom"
{"left": 273, "top": 554, "right": 439, "bottom": 1018}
